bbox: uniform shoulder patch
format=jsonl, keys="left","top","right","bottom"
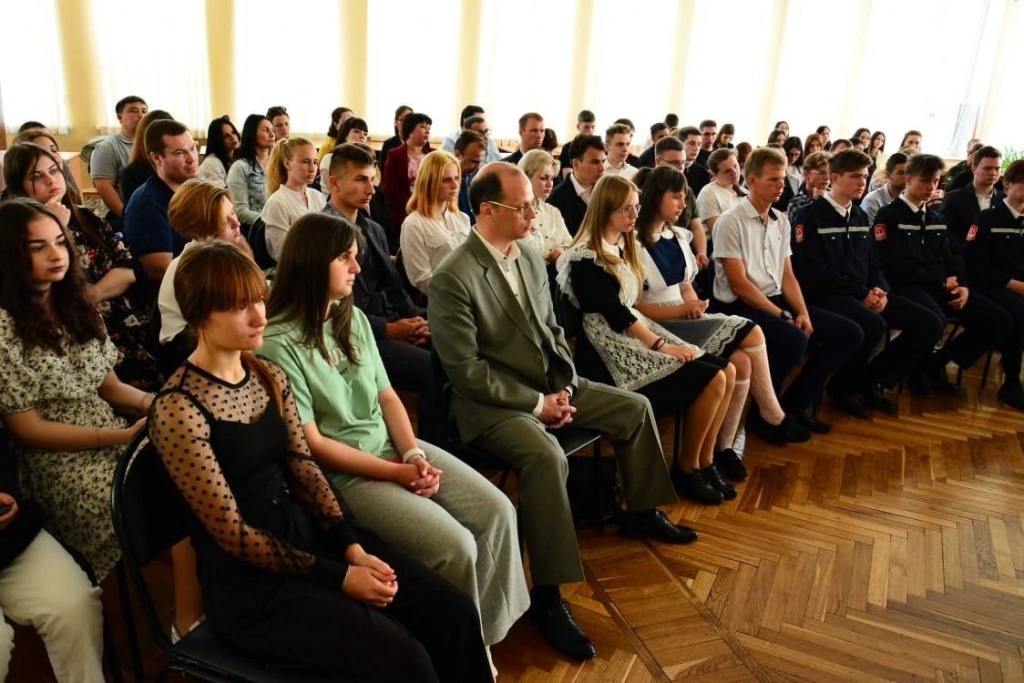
{"left": 874, "top": 224, "right": 887, "bottom": 241}
{"left": 966, "top": 225, "right": 978, "bottom": 242}
{"left": 795, "top": 225, "right": 804, "bottom": 243}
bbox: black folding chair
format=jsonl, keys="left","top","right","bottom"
{"left": 110, "top": 430, "right": 338, "bottom": 682}
{"left": 248, "top": 217, "right": 277, "bottom": 271}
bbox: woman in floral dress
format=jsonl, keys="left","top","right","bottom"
{"left": 0, "top": 199, "right": 152, "bottom": 578}
{"left": 3, "top": 142, "right": 162, "bottom": 390}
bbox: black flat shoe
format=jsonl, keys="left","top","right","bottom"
{"left": 907, "top": 374, "right": 934, "bottom": 398}
{"left": 713, "top": 448, "right": 748, "bottom": 482}
{"left": 618, "top": 509, "right": 699, "bottom": 544}
{"left": 528, "top": 598, "right": 596, "bottom": 661}
{"left": 700, "top": 465, "right": 737, "bottom": 500}
{"left": 929, "top": 366, "right": 962, "bottom": 396}
{"left": 749, "top": 414, "right": 811, "bottom": 445}
{"left": 793, "top": 407, "right": 832, "bottom": 434}
{"left": 671, "top": 467, "right": 724, "bottom": 505}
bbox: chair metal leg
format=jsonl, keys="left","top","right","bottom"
{"left": 115, "top": 562, "right": 145, "bottom": 682}
{"left": 981, "top": 349, "right": 994, "bottom": 390}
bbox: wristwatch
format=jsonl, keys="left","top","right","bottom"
{"left": 779, "top": 310, "right": 794, "bottom": 321}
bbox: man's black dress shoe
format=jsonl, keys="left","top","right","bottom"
{"left": 528, "top": 598, "right": 596, "bottom": 661}
{"left": 619, "top": 509, "right": 699, "bottom": 544}
{"left": 793, "top": 407, "right": 832, "bottom": 434}
{"left": 713, "top": 448, "right": 748, "bottom": 482}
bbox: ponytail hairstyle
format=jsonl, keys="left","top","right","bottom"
{"left": 173, "top": 240, "right": 280, "bottom": 412}
{"left": 266, "top": 136, "right": 314, "bottom": 195}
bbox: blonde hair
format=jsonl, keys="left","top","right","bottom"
{"left": 406, "top": 150, "right": 460, "bottom": 218}
{"left": 745, "top": 147, "right": 787, "bottom": 179}
{"left": 266, "top": 136, "right": 314, "bottom": 194}
{"left": 518, "top": 149, "right": 557, "bottom": 179}
{"left": 569, "top": 175, "right": 644, "bottom": 291}
{"left": 802, "top": 151, "right": 831, "bottom": 173}
{"left": 169, "top": 179, "right": 231, "bottom": 240}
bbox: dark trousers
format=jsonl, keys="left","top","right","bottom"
{"left": 377, "top": 337, "right": 446, "bottom": 443}
{"left": 977, "top": 288, "right": 1024, "bottom": 385}
{"left": 713, "top": 296, "right": 862, "bottom": 411}
{"left": 815, "top": 293, "right": 944, "bottom": 393}
{"left": 898, "top": 287, "right": 1013, "bottom": 371}
{"left": 222, "top": 527, "right": 490, "bottom": 682}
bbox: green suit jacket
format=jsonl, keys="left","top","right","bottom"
{"left": 428, "top": 230, "right": 577, "bottom": 443}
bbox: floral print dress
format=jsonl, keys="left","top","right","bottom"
{"left": 68, "top": 208, "right": 162, "bottom": 391}
{"left": 0, "top": 309, "right": 127, "bottom": 579}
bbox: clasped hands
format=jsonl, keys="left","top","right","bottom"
{"left": 540, "top": 389, "right": 576, "bottom": 429}
{"left": 342, "top": 544, "right": 398, "bottom": 608}
{"left": 945, "top": 276, "right": 969, "bottom": 310}
{"left": 393, "top": 454, "right": 442, "bottom": 497}
{"left": 862, "top": 287, "right": 888, "bottom": 313}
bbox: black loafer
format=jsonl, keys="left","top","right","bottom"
{"left": 793, "top": 407, "right": 832, "bottom": 434}
{"left": 619, "top": 509, "right": 699, "bottom": 544}
{"left": 713, "top": 448, "right": 748, "bottom": 482}
{"left": 865, "top": 385, "right": 897, "bottom": 415}
{"left": 528, "top": 599, "right": 596, "bottom": 661}
{"left": 700, "top": 465, "right": 737, "bottom": 500}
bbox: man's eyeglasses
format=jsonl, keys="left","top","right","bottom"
{"left": 488, "top": 200, "right": 534, "bottom": 215}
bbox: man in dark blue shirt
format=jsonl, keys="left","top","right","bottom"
{"left": 122, "top": 119, "right": 197, "bottom": 304}
{"left": 453, "top": 131, "right": 486, "bottom": 226}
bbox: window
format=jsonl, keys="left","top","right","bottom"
{"left": 233, "top": 0, "right": 341, "bottom": 136}
{"left": 91, "top": 0, "right": 211, "bottom": 133}
{"left": 0, "top": 0, "right": 69, "bottom": 132}
{"left": 365, "top": 0, "right": 462, "bottom": 139}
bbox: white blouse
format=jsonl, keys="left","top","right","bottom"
{"left": 523, "top": 201, "right": 572, "bottom": 256}
{"left": 261, "top": 184, "right": 327, "bottom": 260}
{"left": 400, "top": 208, "right": 472, "bottom": 294}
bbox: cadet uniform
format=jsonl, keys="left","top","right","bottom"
{"left": 792, "top": 196, "right": 942, "bottom": 407}
{"left": 874, "top": 196, "right": 1012, "bottom": 391}
{"left": 964, "top": 199, "right": 1024, "bottom": 408}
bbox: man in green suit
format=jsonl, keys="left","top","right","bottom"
{"left": 429, "top": 162, "right": 695, "bottom": 662}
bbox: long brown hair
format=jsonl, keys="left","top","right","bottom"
{"left": 569, "top": 175, "right": 644, "bottom": 289}
{"left": 635, "top": 166, "right": 687, "bottom": 248}
{"left": 265, "top": 213, "right": 365, "bottom": 365}
{"left": 0, "top": 199, "right": 105, "bottom": 353}
{"left": 3, "top": 142, "right": 109, "bottom": 247}
{"left": 173, "top": 241, "right": 281, "bottom": 412}
{"left": 10, "top": 129, "right": 82, "bottom": 205}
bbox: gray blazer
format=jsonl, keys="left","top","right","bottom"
{"left": 429, "top": 231, "right": 576, "bottom": 443}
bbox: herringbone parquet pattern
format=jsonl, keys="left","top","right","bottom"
{"left": 9, "top": 369, "right": 1023, "bottom": 682}
{"left": 493, "top": 370, "right": 1024, "bottom": 682}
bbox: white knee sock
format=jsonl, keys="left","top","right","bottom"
{"left": 746, "top": 344, "right": 786, "bottom": 425}
{"left": 717, "top": 379, "right": 749, "bottom": 451}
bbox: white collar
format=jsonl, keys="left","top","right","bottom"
{"left": 1005, "top": 198, "right": 1022, "bottom": 220}
{"left": 900, "top": 193, "right": 924, "bottom": 213}
{"left": 478, "top": 230, "right": 522, "bottom": 265}
{"left": 824, "top": 192, "right": 852, "bottom": 216}
{"left": 569, "top": 173, "right": 591, "bottom": 199}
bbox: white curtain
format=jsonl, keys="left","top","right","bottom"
{"left": 0, "top": 0, "right": 70, "bottom": 132}
{"left": 90, "top": 0, "right": 211, "bottom": 133}
{"left": 233, "top": 0, "right": 342, "bottom": 137}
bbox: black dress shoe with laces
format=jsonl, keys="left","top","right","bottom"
{"left": 713, "top": 448, "right": 748, "bottom": 482}
{"left": 793, "top": 407, "right": 832, "bottom": 434}
{"left": 671, "top": 467, "right": 724, "bottom": 505}
{"left": 618, "top": 509, "right": 699, "bottom": 544}
{"left": 528, "top": 598, "right": 596, "bottom": 661}
{"left": 700, "top": 465, "right": 737, "bottom": 500}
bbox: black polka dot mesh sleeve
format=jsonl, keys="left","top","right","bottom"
{"left": 149, "top": 362, "right": 355, "bottom": 584}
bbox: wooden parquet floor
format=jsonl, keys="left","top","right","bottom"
{"left": 8, "top": 366, "right": 1024, "bottom": 682}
